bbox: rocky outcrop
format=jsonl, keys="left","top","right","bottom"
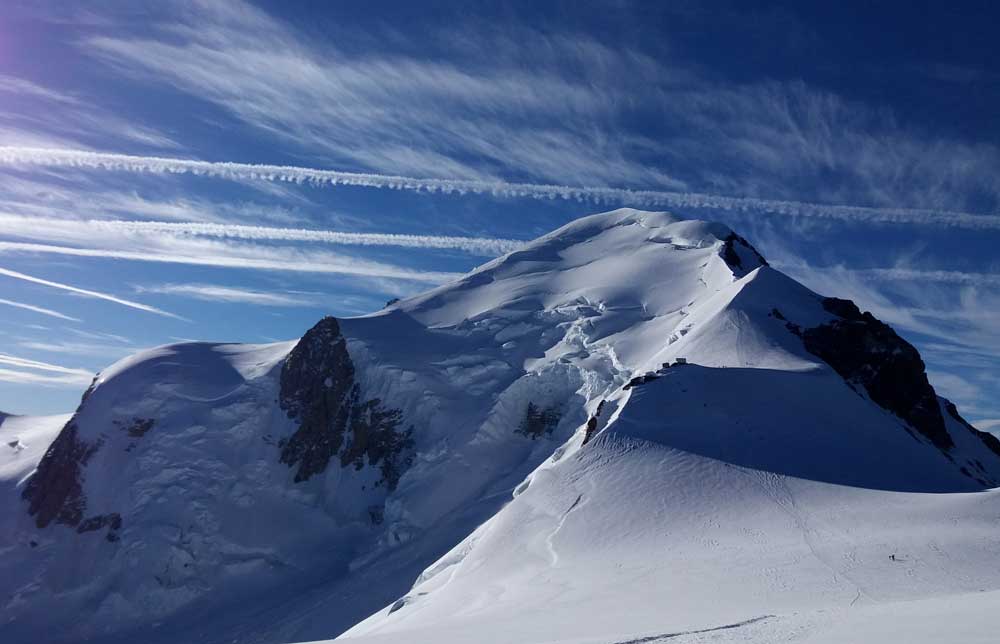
{"left": 720, "top": 233, "right": 768, "bottom": 275}
{"left": 583, "top": 400, "right": 606, "bottom": 445}
{"left": 279, "top": 317, "right": 414, "bottom": 490}
{"left": 789, "top": 297, "right": 952, "bottom": 450}
{"left": 624, "top": 372, "right": 661, "bottom": 389}
{"left": 22, "top": 423, "right": 101, "bottom": 529}
{"left": 21, "top": 378, "right": 143, "bottom": 538}
{"left": 118, "top": 417, "right": 154, "bottom": 438}
{"left": 515, "top": 403, "right": 561, "bottom": 439}
{"left": 943, "top": 400, "right": 1000, "bottom": 459}
{"left": 77, "top": 512, "right": 122, "bottom": 542}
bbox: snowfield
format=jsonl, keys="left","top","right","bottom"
{"left": 2, "top": 209, "right": 999, "bottom": 644}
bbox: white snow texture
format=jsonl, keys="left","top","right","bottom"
{"left": 2, "top": 209, "right": 999, "bottom": 644}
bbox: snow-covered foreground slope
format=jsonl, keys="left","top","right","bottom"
{"left": 2, "top": 209, "right": 999, "bottom": 644}
{"left": 339, "top": 373, "right": 1000, "bottom": 643}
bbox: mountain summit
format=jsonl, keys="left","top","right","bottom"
{"left": 3, "top": 209, "right": 1000, "bottom": 644}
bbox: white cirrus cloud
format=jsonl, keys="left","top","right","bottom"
{"left": 91, "top": 220, "right": 524, "bottom": 255}
{"left": 0, "top": 240, "right": 461, "bottom": 284}
{"left": 134, "top": 283, "right": 321, "bottom": 307}
{"left": 0, "top": 297, "right": 81, "bottom": 321}
{"left": 0, "top": 265, "right": 186, "bottom": 320}
{"left": 0, "top": 213, "right": 522, "bottom": 256}
{"left": 0, "top": 368, "right": 95, "bottom": 387}
{"left": 65, "top": 0, "right": 1000, "bottom": 213}
{"left": 0, "top": 352, "right": 96, "bottom": 387}
{"left": 17, "top": 340, "right": 136, "bottom": 359}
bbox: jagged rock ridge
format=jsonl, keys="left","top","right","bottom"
{"left": 279, "top": 316, "right": 414, "bottom": 489}
{"left": 785, "top": 297, "right": 952, "bottom": 450}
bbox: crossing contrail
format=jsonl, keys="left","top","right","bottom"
{"left": 2, "top": 146, "right": 998, "bottom": 230}
{"left": 87, "top": 219, "right": 524, "bottom": 255}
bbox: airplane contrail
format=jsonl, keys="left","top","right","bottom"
{"left": 2, "top": 146, "right": 998, "bottom": 230}
{"left": 0, "top": 265, "right": 186, "bottom": 320}
{"left": 88, "top": 219, "right": 524, "bottom": 255}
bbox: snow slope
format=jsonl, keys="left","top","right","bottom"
{"left": 340, "top": 375, "right": 1000, "bottom": 642}
{"left": 2, "top": 209, "right": 999, "bottom": 644}
{"left": 1, "top": 411, "right": 70, "bottom": 500}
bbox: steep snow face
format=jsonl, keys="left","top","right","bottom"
{"left": 3, "top": 208, "right": 999, "bottom": 644}
{"left": 1, "top": 412, "right": 70, "bottom": 500}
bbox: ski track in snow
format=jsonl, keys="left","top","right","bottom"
{"left": 751, "top": 469, "right": 874, "bottom": 608}
{"left": 609, "top": 615, "right": 776, "bottom": 644}
{"left": 545, "top": 493, "right": 586, "bottom": 567}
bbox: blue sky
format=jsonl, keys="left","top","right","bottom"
{"left": 0, "top": 1, "right": 997, "bottom": 432}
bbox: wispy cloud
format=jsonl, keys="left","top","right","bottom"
{"left": 852, "top": 268, "right": 1000, "bottom": 288}
{"left": 0, "top": 214, "right": 522, "bottom": 256}
{"left": 0, "top": 240, "right": 461, "bottom": 284}
{"left": 66, "top": 328, "right": 134, "bottom": 345}
{"left": 0, "top": 352, "right": 95, "bottom": 387}
{"left": 773, "top": 261, "right": 1000, "bottom": 353}
{"left": 134, "top": 283, "right": 320, "bottom": 307}
{"left": 0, "top": 368, "right": 95, "bottom": 387}
{"left": 94, "top": 220, "right": 524, "bottom": 255}
{"left": 0, "top": 74, "right": 79, "bottom": 105}
{"left": 18, "top": 340, "right": 135, "bottom": 359}
{"left": 0, "top": 297, "right": 81, "bottom": 321}
{"left": 0, "top": 174, "right": 315, "bottom": 229}
{"left": 69, "top": 0, "right": 1000, "bottom": 213}
{"left": 83, "top": 3, "right": 681, "bottom": 188}
{"left": 0, "top": 265, "right": 185, "bottom": 320}
{"left": 0, "top": 72, "right": 179, "bottom": 150}
{"left": 2, "top": 146, "right": 998, "bottom": 230}
{"left": 0, "top": 368, "right": 93, "bottom": 388}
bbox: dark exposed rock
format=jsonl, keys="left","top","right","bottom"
{"left": 339, "top": 397, "right": 414, "bottom": 490}
{"left": 583, "top": 400, "right": 606, "bottom": 445}
{"left": 119, "top": 417, "right": 154, "bottom": 438}
{"left": 79, "top": 376, "right": 99, "bottom": 404}
{"left": 624, "top": 372, "right": 660, "bottom": 390}
{"left": 22, "top": 423, "right": 101, "bottom": 529}
{"left": 789, "top": 297, "right": 952, "bottom": 450}
{"left": 77, "top": 513, "right": 123, "bottom": 542}
{"left": 584, "top": 416, "right": 598, "bottom": 444}
{"left": 21, "top": 381, "right": 135, "bottom": 534}
{"left": 720, "top": 233, "right": 769, "bottom": 275}
{"left": 279, "top": 317, "right": 414, "bottom": 490}
{"left": 944, "top": 400, "right": 1000, "bottom": 459}
{"left": 516, "top": 402, "right": 561, "bottom": 439}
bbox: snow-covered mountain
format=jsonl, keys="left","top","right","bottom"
{"left": 3, "top": 209, "right": 1000, "bottom": 644}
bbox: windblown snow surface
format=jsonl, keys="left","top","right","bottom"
{"left": 3, "top": 209, "right": 1000, "bottom": 644}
